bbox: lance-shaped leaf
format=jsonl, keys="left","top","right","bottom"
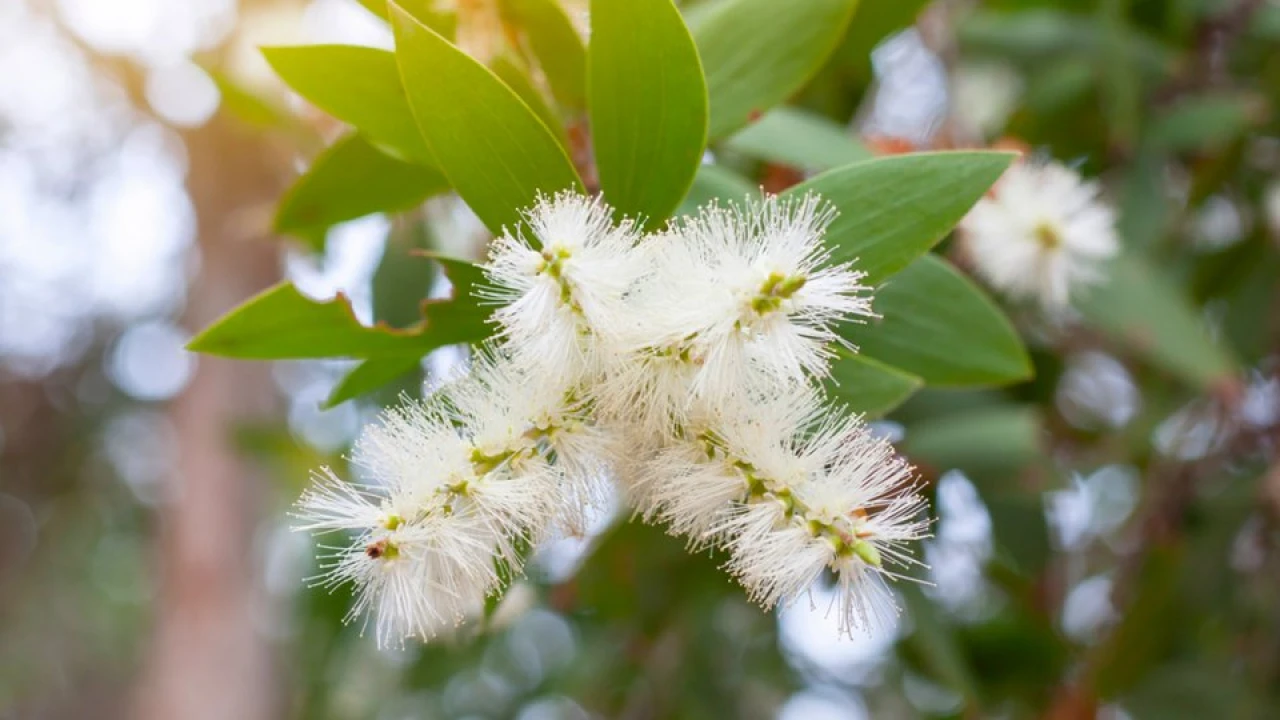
{"left": 849, "top": 254, "right": 1032, "bottom": 387}
{"left": 275, "top": 133, "right": 448, "bottom": 239}
{"left": 324, "top": 220, "right": 447, "bottom": 408}
{"left": 188, "top": 258, "right": 489, "bottom": 359}
{"left": 491, "top": 52, "right": 569, "bottom": 148}
{"left": 391, "top": 4, "right": 584, "bottom": 235}
{"left": 724, "top": 106, "right": 871, "bottom": 172}
{"left": 825, "top": 351, "right": 923, "bottom": 419}
{"left": 692, "top": 0, "right": 859, "bottom": 140}
{"left": 324, "top": 356, "right": 424, "bottom": 409}
{"left": 1077, "top": 254, "right": 1238, "bottom": 390}
{"left": 588, "top": 0, "right": 708, "bottom": 226}
{"left": 499, "top": 0, "right": 587, "bottom": 110}
{"left": 263, "top": 45, "right": 432, "bottom": 165}
{"left": 786, "top": 151, "right": 1014, "bottom": 286}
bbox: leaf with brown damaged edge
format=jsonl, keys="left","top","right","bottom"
{"left": 186, "top": 256, "right": 491, "bottom": 360}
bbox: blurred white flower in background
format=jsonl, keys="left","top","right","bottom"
{"left": 952, "top": 62, "right": 1023, "bottom": 140}
{"left": 959, "top": 160, "right": 1119, "bottom": 310}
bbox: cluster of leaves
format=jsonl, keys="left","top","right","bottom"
{"left": 189, "top": 0, "right": 1280, "bottom": 717}
{"left": 191, "top": 0, "right": 1029, "bottom": 415}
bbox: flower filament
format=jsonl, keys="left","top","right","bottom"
{"left": 536, "top": 245, "right": 583, "bottom": 313}
{"left": 715, "top": 442, "right": 883, "bottom": 570}
{"left": 750, "top": 271, "right": 808, "bottom": 316}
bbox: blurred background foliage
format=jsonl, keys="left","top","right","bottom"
{"left": 2, "top": 0, "right": 1280, "bottom": 718}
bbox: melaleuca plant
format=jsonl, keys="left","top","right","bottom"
{"left": 188, "top": 0, "right": 1034, "bottom": 647}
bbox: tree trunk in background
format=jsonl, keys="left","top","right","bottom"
{"left": 132, "top": 114, "right": 288, "bottom": 720}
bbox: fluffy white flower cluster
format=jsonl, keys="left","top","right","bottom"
{"left": 297, "top": 191, "right": 929, "bottom": 646}
{"left": 959, "top": 159, "right": 1119, "bottom": 310}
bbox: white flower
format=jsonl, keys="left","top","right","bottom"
{"left": 294, "top": 362, "right": 572, "bottom": 646}
{"left": 959, "top": 160, "right": 1118, "bottom": 310}
{"left": 356, "top": 396, "right": 557, "bottom": 545}
{"left": 296, "top": 469, "right": 494, "bottom": 645}
{"left": 635, "top": 386, "right": 821, "bottom": 541}
{"left": 711, "top": 411, "right": 929, "bottom": 636}
{"left": 297, "top": 188, "right": 930, "bottom": 646}
{"left": 607, "top": 193, "right": 871, "bottom": 425}
{"left": 447, "top": 347, "right": 616, "bottom": 533}
{"left": 480, "top": 191, "right": 644, "bottom": 386}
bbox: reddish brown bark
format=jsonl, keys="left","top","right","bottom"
{"left": 132, "top": 114, "right": 288, "bottom": 720}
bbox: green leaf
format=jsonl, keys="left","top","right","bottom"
{"left": 188, "top": 257, "right": 489, "bottom": 359}
{"left": 324, "top": 356, "right": 423, "bottom": 409}
{"left": 723, "top": 106, "right": 870, "bottom": 172}
{"left": 825, "top": 351, "right": 922, "bottom": 419}
{"left": 850, "top": 254, "right": 1032, "bottom": 387}
{"left": 499, "top": 0, "right": 587, "bottom": 110}
{"left": 1077, "top": 254, "right": 1237, "bottom": 390}
{"left": 1116, "top": 150, "right": 1171, "bottom": 251}
{"left": 692, "top": 0, "right": 859, "bottom": 140}
{"left": 372, "top": 219, "right": 440, "bottom": 329}
{"left": 588, "top": 0, "right": 708, "bottom": 226}
{"left": 785, "top": 151, "right": 1015, "bottom": 285}
{"left": 275, "top": 134, "right": 448, "bottom": 240}
{"left": 390, "top": 4, "right": 584, "bottom": 235}
{"left": 1147, "top": 92, "right": 1264, "bottom": 153}
{"left": 262, "top": 45, "right": 432, "bottom": 165}
{"left": 903, "top": 405, "right": 1043, "bottom": 481}
{"left": 206, "top": 69, "right": 292, "bottom": 129}
{"left": 490, "top": 52, "right": 569, "bottom": 147}
{"left": 676, "top": 163, "right": 758, "bottom": 217}
{"left": 357, "top": 0, "right": 455, "bottom": 34}
{"left": 326, "top": 232, "right": 456, "bottom": 408}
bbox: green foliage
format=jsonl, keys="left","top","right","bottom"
{"left": 723, "top": 106, "right": 871, "bottom": 172}
{"left": 390, "top": 4, "right": 584, "bottom": 234}
{"left": 205, "top": 68, "right": 292, "bottom": 129}
{"left": 1146, "top": 91, "right": 1265, "bottom": 153}
{"left": 785, "top": 151, "right": 1016, "bottom": 284}
{"left": 499, "top": 0, "right": 588, "bottom": 111}
{"left": 588, "top": 0, "right": 708, "bottom": 226}
{"left": 274, "top": 133, "right": 448, "bottom": 242}
{"left": 262, "top": 45, "right": 433, "bottom": 165}
{"left": 490, "top": 52, "right": 571, "bottom": 147}
{"left": 825, "top": 351, "right": 923, "bottom": 418}
{"left": 323, "top": 357, "right": 423, "bottom": 409}
{"left": 320, "top": 220, "right": 447, "bottom": 408}
{"left": 187, "top": 257, "right": 489, "bottom": 359}
{"left": 691, "top": 0, "right": 860, "bottom": 140}
{"left": 1077, "top": 254, "right": 1238, "bottom": 390}
{"left": 851, "top": 254, "right": 1033, "bottom": 387}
